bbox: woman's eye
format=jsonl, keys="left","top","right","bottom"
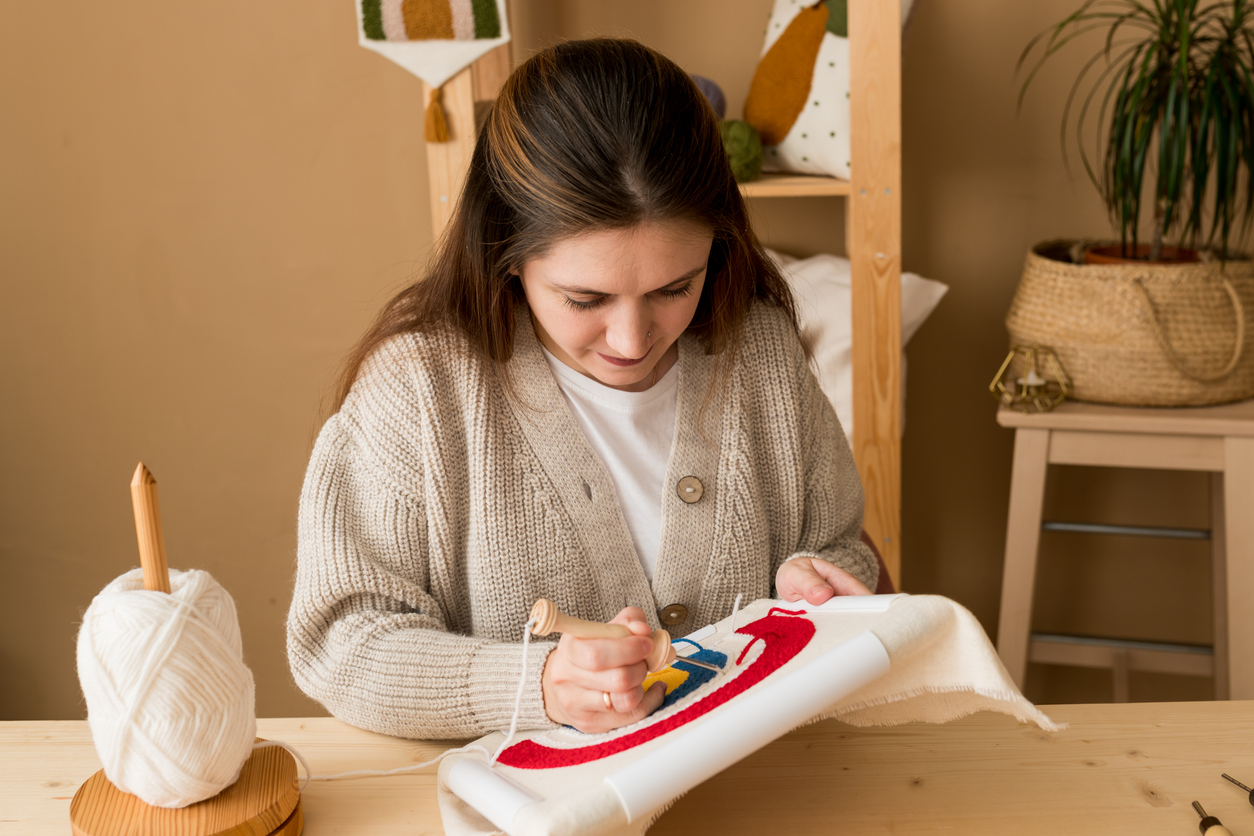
{"left": 658, "top": 281, "right": 695, "bottom": 299}
{"left": 562, "top": 295, "right": 607, "bottom": 311}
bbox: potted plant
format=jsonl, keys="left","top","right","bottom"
{"left": 1005, "top": 0, "right": 1254, "bottom": 405}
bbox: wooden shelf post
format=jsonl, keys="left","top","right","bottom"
{"left": 425, "top": 44, "right": 512, "bottom": 239}
{"left": 848, "top": 0, "right": 903, "bottom": 587}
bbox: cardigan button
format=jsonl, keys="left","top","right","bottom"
{"left": 676, "top": 476, "right": 704, "bottom": 504}
{"left": 659, "top": 604, "right": 688, "bottom": 626}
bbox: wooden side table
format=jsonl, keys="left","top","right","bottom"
{"left": 996, "top": 399, "right": 1254, "bottom": 700}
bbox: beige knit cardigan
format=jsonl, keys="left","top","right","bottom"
{"left": 287, "top": 303, "right": 877, "bottom": 740}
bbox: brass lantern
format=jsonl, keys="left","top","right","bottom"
{"left": 990, "top": 345, "right": 1070, "bottom": 413}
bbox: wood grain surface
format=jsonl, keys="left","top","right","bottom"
{"left": 129, "top": 463, "right": 170, "bottom": 594}
{"left": 848, "top": 0, "right": 903, "bottom": 588}
{"left": 68, "top": 742, "right": 299, "bottom": 836}
{"left": 6, "top": 704, "right": 1254, "bottom": 835}
{"left": 739, "top": 173, "right": 852, "bottom": 198}
{"left": 423, "top": 67, "right": 477, "bottom": 239}
{"left": 996, "top": 399, "right": 1254, "bottom": 437}
{"left": 1222, "top": 437, "right": 1254, "bottom": 699}
{"left": 470, "top": 43, "right": 511, "bottom": 104}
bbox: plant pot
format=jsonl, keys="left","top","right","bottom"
{"left": 1005, "top": 240, "right": 1254, "bottom": 406}
{"left": 1083, "top": 243, "right": 1200, "bottom": 265}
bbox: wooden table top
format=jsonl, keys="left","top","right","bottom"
{"left": 5, "top": 702, "right": 1254, "bottom": 835}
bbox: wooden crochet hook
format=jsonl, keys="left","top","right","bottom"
{"left": 529, "top": 599, "right": 722, "bottom": 674}
{"left": 130, "top": 462, "right": 170, "bottom": 593}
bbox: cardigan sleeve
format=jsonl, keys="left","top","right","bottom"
{"left": 772, "top": 323, "right": 880, "bottom": 593}
{"left": 286, "top": 367, "right": 556, "bottom": 740}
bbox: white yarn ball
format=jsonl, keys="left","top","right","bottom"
{"left": 77, "top": 568, "right": 257, "bottom": 808}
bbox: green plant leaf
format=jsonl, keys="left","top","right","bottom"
{"left": 1019, "top": 0, "right": 1254, "bottom": 257}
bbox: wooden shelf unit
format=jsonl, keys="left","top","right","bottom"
{"left": 424, "top": 4, "right": 903, "bottom": 586}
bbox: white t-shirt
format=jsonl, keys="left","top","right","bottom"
{"left": 541, "top": 348, "right": 678, "bottom": 582}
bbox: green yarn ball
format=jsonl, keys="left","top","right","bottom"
{"left": 720, "top": 120, "right": 763, "bottom": 183}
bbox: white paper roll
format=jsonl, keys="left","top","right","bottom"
{"left": 446, "top": 758, "right": 540, "bottom": 834}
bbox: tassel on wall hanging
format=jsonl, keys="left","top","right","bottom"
{"left": 355, "top": 0, "right": 512, "bottom": 142}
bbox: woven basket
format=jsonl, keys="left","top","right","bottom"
{"left": 1005, "top": 240, "right": 1254, "bottom": 406}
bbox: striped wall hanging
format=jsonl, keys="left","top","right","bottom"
{"left": 354, "top": 0, "right": 511, "bottom": 142}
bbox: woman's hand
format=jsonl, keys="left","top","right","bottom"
{"left": 540, "top": 606, "right": 667, "bottom": 733}
{"left": 776, "top": 557, "right": 871, "bottom": 605}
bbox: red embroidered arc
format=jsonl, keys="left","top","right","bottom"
{"left": 496, "top": 609, "right": 815, "bottom": 769}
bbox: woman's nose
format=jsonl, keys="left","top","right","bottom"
{"left": 604, "top": 304, "right": 652, "bottom": 359}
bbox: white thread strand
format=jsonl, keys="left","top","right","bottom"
{"left": 729, "top": 593, "right": 744, "bottom": 634}
{"left": 489, "top": 618, "right": 537, "bottom": 766}
{"left": 252, "top": 740, "right": 315, "bottom": 791}
{"left": 312, "top": 745, "right": 492, "bottom": 781}
{"left": 255, "top": 738, "right": 494, "bottom": 786}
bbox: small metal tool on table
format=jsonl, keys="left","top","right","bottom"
{"left": 1224, "top": 773, "right": 1254, "bottom": 808}
{"left": 1193, "top": 801, "right": 1234, "bottom": 836}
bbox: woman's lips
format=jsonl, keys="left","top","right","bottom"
{"left": 598, "top": 352, "right": 648, "bottom": 367}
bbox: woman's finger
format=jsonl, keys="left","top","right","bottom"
{"left": 562, "top": 656, "right": 649, "bottom": 695}
{"left": 602, "top": 682, "right": 665, "bottom": 724}
{"left": 809, "top": 559, "right": 872, "bottom": 596}
{"left": 619, "top": 681, "right": 666, "bottom": 723}
{"left": 555, "top": 681, "right": 666, "bottom": 734}
{"left": 565, "top": 633, "right": 654, "bottom": 671}
{"left": 776, "top": 559, "right": 832, "bottom": 604}
{"left": 608, "top": 683, "right": 646, "bottom": 713}
{"left": 609, "top": 606, "right": 652, "bottom": 635}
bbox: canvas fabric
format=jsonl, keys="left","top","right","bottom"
{"left": 437, "top": 593, "right": 1059, "bottom": 836}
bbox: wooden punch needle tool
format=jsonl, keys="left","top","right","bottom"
{"left": 1193, "top": 802, "right": 1234, "bottom": 836}
{"left": 529, "top": 599, "right": 722, "bottom": 674}
{"left": 70, "top": 463, "right": 303, "bottom": 836}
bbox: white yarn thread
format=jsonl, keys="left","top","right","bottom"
{"left": 488, "top": 617, "right": 537, "bottom": 766}
{"left": 257, "top": 739, "right": 493, "bottom": 786}
{"left": 77, "top": 568, "right": 257, "bottom": 809}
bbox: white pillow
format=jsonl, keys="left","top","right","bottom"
{"left": 766, "top": 248, "right": 947, "bottom": 439}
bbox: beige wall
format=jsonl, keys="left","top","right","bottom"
{"left": 0, "top": 0, "right": 1216, "bottom": 721}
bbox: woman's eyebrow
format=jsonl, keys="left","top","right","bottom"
{"left": 551, "top": 264, "right": 707, "bottom": 296}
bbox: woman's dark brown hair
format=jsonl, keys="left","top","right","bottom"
{"left": 335, "top": 37, "right": 798, "bottom": 408}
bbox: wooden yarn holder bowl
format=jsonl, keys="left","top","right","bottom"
{"left": 69, "top": 465, "right": 303, "bottom": 835}
{"left": 70, "top": 741, "right": 302, "bottom": 836}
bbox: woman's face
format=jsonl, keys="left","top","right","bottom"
{"left": 519, "top": 220, "right": 713, "bottom": 391}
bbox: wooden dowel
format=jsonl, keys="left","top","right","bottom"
{"left": 130, "top": 462, "right": 170, "bottom": 593}
{"left": 529, "top": 599, "right": 675, "bottom": 673}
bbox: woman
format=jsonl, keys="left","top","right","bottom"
{"left": 287, "top": 38, "right": 877, "bottom": 740}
